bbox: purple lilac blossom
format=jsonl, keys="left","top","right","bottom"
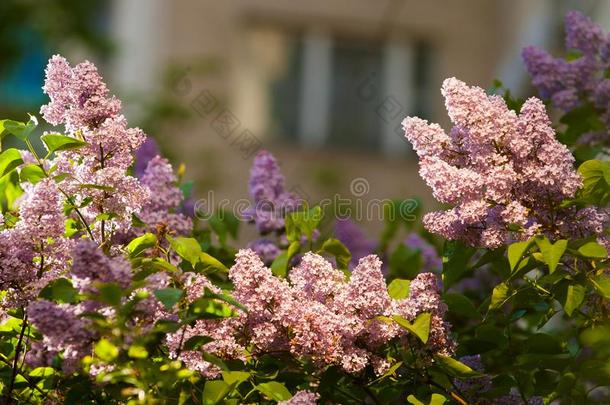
{"left": 247, "top": 238, "right": 281, "bottom": 264}
{"left": 245, "top": 150, "right": 300, "bottom": 233}
{"left": 454, "top": 355, "right": 543, "bottom": 405}
{"left": 138, "top": 155, "right": 193, "bottom": 236}
{"left": 134, "top": 137, "right": 161, "bottom": 179}
{"left": 404, "top": 233, "right": 442, "bottom": 272}
{"left": 334, "top": 219, "right": 376, "bottom": 267}
{"left": 522, "top": 10, "right": 610, "bottom": 139}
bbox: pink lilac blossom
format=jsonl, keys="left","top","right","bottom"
{"left": 138, "top": 156, "right": 192, "bottom": 236}
{"left": 168, "top": 249, "right": 454, "bottom": 376}
{"left": 165, "top": 272, "right": 245, "bottom": 378}
{"left": 278, "top": 390, "right": 320, "bottom": 405}
{"left": 403, "top": 77, "right": 605, "bottom": 248}
{"left": 244, "top": 150, "right": 301, "bottom": 233}
{"left": 40, "top": 55, "right": 149, "bottom": 239}
{"left": 522, "top": 11, "right": 610, "bottom": 137}
{"left": 393, "top": 273, "right": 455, "bottom": 356}
{"left": 41, "top": 55, "right": 120, "bottom": 131}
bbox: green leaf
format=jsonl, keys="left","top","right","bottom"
{"left": 168, "top": 236, "right": 202, "bottom": 265}
{"left": 97, "top": 282, "right": 124, "bottom": 306}
{"left": 154, "top": 320, "right": 181, "bottom": 333}
{"left": 203, "top": 380, "right": 234, "bottom": 405}
{"left": 187, "top": 298, "right": 235, "bottom": 320}
{"left": 407, "top": 395, "right": 425, "bottom": 405}
{"left": 442, "top": 240, "right": 476, "bottom": 289}
{"left": 202, "top": 352, "right": 229, "bottom": 370}
{"left": 507, "top": 239, "right": 533, "bottom": 272}
{"left": 19, "top": 164, "right": 45, "bottom": 184}
{"left": 0, "top": 149, "right": 24, "bottom": 178}
{"left": 39, "top": 278, "right": 78, "bottom": 304}
{"left": 389, "top": 244, "right": 421, "bottom": 280}
{"left": 490, "top": 282, "right": 510, "bottom": 310}
{"left": 577, "top": 160, "right": 610, "bottom": 205}
{"left": 319, "top": 238, "right": 352, "bottom": 269}
{"left": 590, "top": 274, "right": 610, "bottom": 299}
{"left": 154, "top": 288, "right": 183, "bottom": 310}
{"left": 127, "top": 233, "right": 157, "bottom": 257}
{"left": 28, "top": 367, "right": 55, "bottom": 378}
{"left": 95, "top": 339, "right": 119, "bottom": 362}
{"left": 221, "top": 371, "right": 250, "bottom": 386}
{"left": 270, "top": 252, "right": 289, "bottom": 278}
{"left": 577, "top": 241, "right": 608, "bottom": 258}
{"left": 127, "top": 345, "right": 148, "bottom": 359}
{"left": 429, "top": 394, "right": 448, "bottom": 405}
{"left": 559, "top": 283, "right": 586, "bottom": 316}
{"left": 183, "top": 336, "right": 214, "bottom": 351}
{"left": 285, "top": 206, "right": 322, "bottom": 242}
{"left": 255, "top": 381, "right": 292, "bottom": 402}
{"left": 41, "top": 134, "right": 87, "bottom": 154}
{"left": 3, "top": 116, "right": 37, "bottom": 141}
{"left": 199, "top": 252, "right": 228, "bottom": 273}
{"left": 203, "top": 288, "right": 247, "bottom": 312}
{"left": 444, "top": 293, "right": 480, "bottom": 319}
{"left": 535, "top": 237, "right": 567, "bottom": 273}
{"left": 393, "top": 313, "right": 431, "bottom": 343}
{"left": 387, "top": 278, "right": 411, "bottom": 300}
{"left": 433, "top": 354, "right": 481, "bottom": 378}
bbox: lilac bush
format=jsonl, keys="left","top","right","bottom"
{"left": 0, "top": 9, "right": 608, "bottom": 404}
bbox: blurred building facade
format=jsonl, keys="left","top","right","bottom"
{"left": 6, "top": 0, "right": 610, "bottom": 235}
{"left": 106, "top": 0, "right": 610, "bottom": 235}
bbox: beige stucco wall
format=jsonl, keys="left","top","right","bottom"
{"left": 115, "top": 0, "right": 546, "bottom": 238}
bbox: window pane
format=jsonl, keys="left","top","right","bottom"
{"left": 328, "top": 39, "right": 382, "bottom": 151}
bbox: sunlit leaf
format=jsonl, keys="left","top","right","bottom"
{"left": 95, "top": 339, "right": 119, "bottom": 362}
{"left": 387, "top": 278, "right": 411, "bottom": 300}
{"left": 255, "top": 381, "right": 292, "bottom": 402}
{"left": 393, "top": 313, "right": 431, "bottom": 343}
{"left": 41, "top": 133, "right": 87, "bottom": 154}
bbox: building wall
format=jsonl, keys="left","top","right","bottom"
{"left": 108, "top": 0, "right": 579, "bottom": 238}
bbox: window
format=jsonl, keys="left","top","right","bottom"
{"left": 260, "top": 28, "right": 434, "bottom": 155}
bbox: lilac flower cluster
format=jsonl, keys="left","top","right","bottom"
{"left": 138, "top": 155, "right": 193, "bottom": 236}
{"left": 41, "top": 55, "right": 148, "bottom": 238}
{"left": 0, "top": 179, "right": 71, "bottom": 307}
{"left": 134, "top": 138, "right": 161, "bottom": 179}
{"left": 244, "top": 150, "right": 303, "bottom": 263}
{"left": 26, "top": 300, "right": 95, "bottom": 372}
{"left": 403, "top": 77, "right": 605, "bottom": 247}
{"left": 279, "top": 391, "right": 320, "bottom": 405}
{"left": 167, "top": 249, "right": 454, "bottom": 377}
{"left": 522, "top": 11, "right": 610, "bottom": 132}
{"left": 245, "top": 150, "right": 300, "bottom": 234}
{"left": 25, "top": 241, "right": 134, "bottom": 371}
{"left": 70, "top": 240, "right": 132, "bottom": 291}
{"left": 0, "top": 55, "right": 195, "bottom": 372}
